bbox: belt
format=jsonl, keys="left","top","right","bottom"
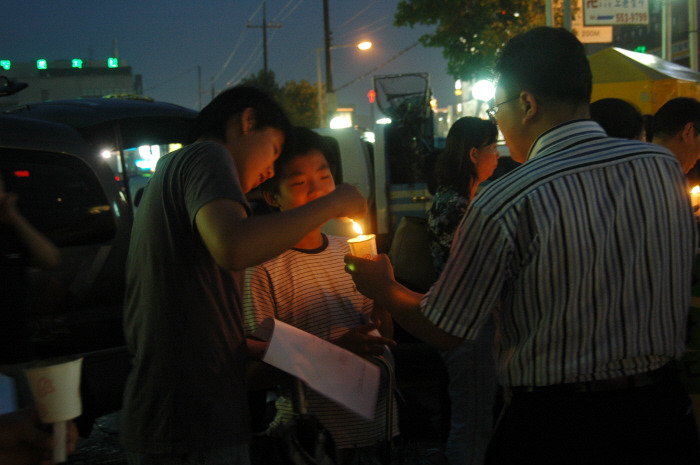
{"left": 509, "top": 363, "right": 676, "bottom": 394}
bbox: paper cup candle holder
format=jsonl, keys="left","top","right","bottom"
{"left": 347, "top": 220, "right": 377, "bottom": 259}
{"left": 24, "top": 357, "right": 83, "bottom": 463}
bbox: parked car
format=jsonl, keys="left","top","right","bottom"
{"left": 2, "top": 97, "right": 198, "bottom": 356}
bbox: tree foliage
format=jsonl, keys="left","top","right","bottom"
{"left": 395, "top": 0, "right": 568, "bottom": 82}
{"left": 238, "top": 70, "right": 319, "bottom": 128}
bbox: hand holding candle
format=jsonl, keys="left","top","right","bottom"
{"left": 691, "top": 185, "right": 700, "bottom": 211}
{"left": 347, "top": 220, "right": 377, "bottom": 259}
{"left": 23, "top": 358, "right": 83, "bottom": 463}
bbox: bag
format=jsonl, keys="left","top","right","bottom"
{"left": 250, "top": 380, "right": 340, "bottom": 465}
{"left": 388, "top": 216, "right": 438, "bottom": 293}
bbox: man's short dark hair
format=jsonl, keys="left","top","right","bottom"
{"left": 187, "top": 85, "right": 291, "bottom": 143}
{"left": 260, "top": 126, "right": 330, "bottom": 197}
{"left": 494, "top": 27, "right": 592, "bottom": 106}
{"left": 590, "top": 98, "right": 644, "bottom": 140}
{"left": 651, "top": 97, "right": 700, "bottom": 139}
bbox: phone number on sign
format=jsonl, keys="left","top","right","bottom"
{"left": 615, "top": 12, "right": 648, "bottom": 23}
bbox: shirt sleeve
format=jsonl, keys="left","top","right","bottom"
{"left": 242, "top": 265, "right": 277, "bottom": 336}
{"left": 422, "top": 202, "right": 512, "bottom": 339}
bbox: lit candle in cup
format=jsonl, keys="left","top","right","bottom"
{"left": 691, "top": 185, "right": 700, "bottom": 210}
{"left": 347, "top": 220, "right": 377, "bottom": 259}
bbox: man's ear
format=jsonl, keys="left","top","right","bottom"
{"left": 681, "top": 121, "right": 697, "bottom": 142}
{"left": 262, "top": 190, "right": 280, "bottom": 208}
{"left": 520, "top": 91, "right": 538, "bottom": 124}
{"left": 241, "top": 107, "right": 256, "bottom": 135}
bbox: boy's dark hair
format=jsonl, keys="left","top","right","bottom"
{"left": 652, "top": 97, "right": 700, "bottom": 139}
{"left": 187, "top": 85, "right": 291, "bottom": 143}
{"left": 590, "top": 98, "right": 644, "bottom": 140}
{"left": 434, "top": 117, "right": 498, "bottom": 197}
{"left": 494, "top": 27, "right": 592, "bottom": 107}
{"left": 260, "top": 126, "right": 330, "bottom": 197}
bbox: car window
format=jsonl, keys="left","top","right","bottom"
{"left": 0, "top": 147, "right": 116, "bottom": 246}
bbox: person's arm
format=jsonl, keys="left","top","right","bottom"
{"left": 196, "top": 183, "right": 367, "bottom": 270}
{"left": 0, "top": 192, "right": 60, "bottom": 270}
{"left": 344, "top": 253, "right": 461, "bottom": 351}
{"left": 371, "top": 302, "right": 394, "bottom": 339}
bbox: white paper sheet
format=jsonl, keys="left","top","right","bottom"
{"left": 254, "top": 318, "right": 380, "bottom": 419}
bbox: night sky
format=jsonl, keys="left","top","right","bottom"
{"left": 4, "top": 0, "right": 455, "bottom": 119}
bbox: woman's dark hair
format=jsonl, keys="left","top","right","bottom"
{"left": 433, "top": 117, "right": 498, "bottom": 197}
{"left": 260, "top": 126, "right": 329, "bottom": 197}
{"left": 187, "top": 85, "right": 291, "bottom": 143}
{"left": 590, "top": 98, "right": 643, "bottom": 140}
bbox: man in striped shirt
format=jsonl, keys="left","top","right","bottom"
{"left": 345, "top": 27, "right": 700, "bottom": 463}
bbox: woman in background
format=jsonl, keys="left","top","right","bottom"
{"left": 427, "top": 116, "right": 499, "bottom": 465}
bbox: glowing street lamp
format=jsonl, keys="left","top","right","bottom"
{"left": 316, "top": 41, "right": 372, "bottom": 127}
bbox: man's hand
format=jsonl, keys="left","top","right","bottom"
{"left": 333, "top": 324, "right": 396, "bottom": 357}
{"left": 328, "top": 183, "right": 367, "bottom": 221}
{"left": 344, "top": 253, "right": 396, "bottom": 303}
{"left": 0, "top": 408, "right": 78, "bottom": 465}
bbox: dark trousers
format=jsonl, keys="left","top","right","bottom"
{"left": 485, "top": 372, "right": 700, "bottom": 465}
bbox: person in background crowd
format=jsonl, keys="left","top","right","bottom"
{"left": 652, "top": 97, "right": 700, "bottom": 173}
{"left": 0, "top": 172, "right": 60, "bottom": 364}
{"left": 243, "top": 127, "right": 397, "bottom": 465}
{"left": 344, "top": 26, "right": 700, "bottom": 464}
{"left": 426, "top": 116, "right": 499, "bottom": 465}
{"left": 121, "top": 86, "right": 367, "bottom": 465}
{"left": 590, "top": 97, "right": 644, "bottom": 140}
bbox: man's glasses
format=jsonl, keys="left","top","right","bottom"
{"left": 486, "top": 95, "right": 519, "bottom": 123}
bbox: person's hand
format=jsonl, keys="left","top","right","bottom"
{"left": 0, "top": 408, "right": 78, "bottom": 465}
{"left": 0, "top": 188, "right": 21, "bottom": 226}
{"left": 344, "top": 253, "right": 395, "bottom": 302}
{"left": 328, "top": 183, "right": 367, "bottom": 221}
{"left": 333, "top": 324, "right": 396, "bottom": 357}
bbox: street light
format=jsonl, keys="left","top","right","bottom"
{"left": 316, "top": 41, "right": 372, "bottom": 127}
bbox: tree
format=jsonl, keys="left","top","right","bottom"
{"left": 395, "top": 1, "right": 567, "bottom": 82}
{"left": 279, "top": 80, "right": 319, "bottom": 128}
{"left": 239, "top": 69, "right": 281, "bottom": 97}
{"left": 238, "top": 70, "right": 319, "bottom": 128}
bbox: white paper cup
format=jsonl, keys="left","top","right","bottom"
{"left": 23, "top": 357, "right": 83, "bottom": 423}
{"left": 348, "top": 234, "right": 377, "bottom": 259}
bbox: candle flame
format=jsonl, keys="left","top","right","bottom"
{"left": 351, "top": 220, "right": 363, "bottom": 236}
{"left": 692, "top": 186, "right": 700, "bottom": 194}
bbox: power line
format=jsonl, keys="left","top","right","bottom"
{"left": 334, "top": 40, "right": 419, "bottom": 92}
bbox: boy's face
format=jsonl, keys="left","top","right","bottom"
{"left": 268, "top": 150, "right": 335, "bottom": 212}
{"left": 227, "top": 124, "right": 285, "bottom": 193}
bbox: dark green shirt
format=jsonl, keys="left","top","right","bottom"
{"left": 121, "top": 142, "right": 251, "bottom": 454}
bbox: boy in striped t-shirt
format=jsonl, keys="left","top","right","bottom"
{"left": 243, "top": 127, "right": 398, "bottom": 464}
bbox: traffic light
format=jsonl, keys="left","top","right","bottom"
{"left": 36, "top": 59, "right": 47, "bottom": 70}
{"left": 634, "top": 45, "right": 647, "bottom": 53}
{"left": 71, "top": 59, "right": 83, "bottom": 69}
{"left": 0, "top": 60, "right": 10, "bottom": 70}
{"left": 107, "top": 57, "right": 118, "bottom": 68}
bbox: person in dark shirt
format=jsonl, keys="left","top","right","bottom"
{"left": 0, "top": 172, "right": 60, "bottom": 364}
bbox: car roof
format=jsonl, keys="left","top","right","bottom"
{"left": 0, "top": 114, "right": 92, "bottom": 156}
{"left": 5, "top": 97, "right": 198, "bottom": 127}
{"left": 5, "top": 97, "right": 199, "bottom": 150}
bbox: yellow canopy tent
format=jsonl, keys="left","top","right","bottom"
{"left": 589, "top": 47, "right": 700, "bottom": 114}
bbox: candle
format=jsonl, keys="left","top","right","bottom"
{"left": 347, "top": 220, "right": 377, "bottom": 259}
{"left": 692, "top": 185, "right": 700, "bottom": 210}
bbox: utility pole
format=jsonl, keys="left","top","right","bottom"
{"left": 246, "top": 1, "right": 282, "bottom": 74}
{"left": 323, "top": 0, "right": 333, "bottom": 93}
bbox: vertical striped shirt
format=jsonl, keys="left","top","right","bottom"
{"left": 243, "top": 234, "right": 398, "bottom": 448}
{"left": 422, "top": 120, "right": 698, "bottom": 387}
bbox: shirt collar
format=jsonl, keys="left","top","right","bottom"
{"left": 527, "top": 119, "right": 607, "bottom": 161}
